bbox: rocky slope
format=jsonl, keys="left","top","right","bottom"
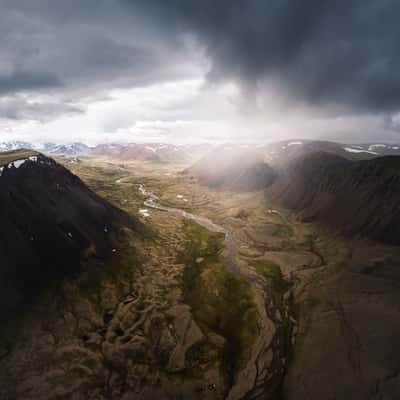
{"left": 0, "top": 149, "right": 142, "bottom": 309}
{"left": 269, "top": 151, "right": 400, "bottom": 245}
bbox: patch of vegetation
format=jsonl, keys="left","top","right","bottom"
{"left": 78, "top": 232, "right": 142, "bottom": 309}
{"left": 178, "top": 220, "right": 259, "bottom": 387}
{"left": 250, "top": 259, "right": 290, "bottom": 294}
{"left": 271, "top": 224, "right": 294, "bottom": 238}
{"left": 249, "top": 259, "right": 295, "bottom": 400}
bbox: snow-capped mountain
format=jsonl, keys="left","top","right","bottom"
{"left": 0, "top": 141, "right": 37, "bottom": 151}
{"left": 49, "top": 143, "right": 92, "bottom": 155}
{"left": 0, "top": 141, "right": 92, "bottom": 155}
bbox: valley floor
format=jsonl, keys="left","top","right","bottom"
{"left": 2, "top": 157, "right": 400, "bottom": 400}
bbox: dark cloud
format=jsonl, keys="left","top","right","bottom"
{"left": 0, "top": 96, "right": 84, "bottom": 121}
{"left": 0, "top": 0, "right": 197, "bottom": 94}
{"left": 0, "top": 71, "right": 62, "bottom": 95}
{"left": 132, "top": 0, "right": 400, "bottom": 112}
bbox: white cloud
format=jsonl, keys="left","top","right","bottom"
{"left": 2, "top": 76, "right": 400, "bottom": 145}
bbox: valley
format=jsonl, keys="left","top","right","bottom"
{"left": 1, "top": 153, "right": 400, "bottom": 399}
{"left": 2, "top": 3, "right": 400, "bottom": 399}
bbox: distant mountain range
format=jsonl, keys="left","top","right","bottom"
{"left": 0, "top": 141, "right": 93, "bottom": 156}
{"left": 0, "top": 141, "right": 215, "bottom": 162}
{"left": 2, "top": 139, "right": 400, "bottom": 161}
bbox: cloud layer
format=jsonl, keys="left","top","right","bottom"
{"left": 1, "top": 0, "right": 400, "bottom": 142}
{"left": 137, "top": 0, "right": 400, "bottom": 112}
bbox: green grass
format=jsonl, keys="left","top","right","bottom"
{"left": 250, "top": 259, "right": 290, "bottom": 294}
{"left": 179, "top": 220, "right": 259, "bottom": 387}
{"left": 271, "top": 224, "right": 294, "bottom": 238}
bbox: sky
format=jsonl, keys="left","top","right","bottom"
{"left": 1, "top": 0, "right": 400, "bottom": 144}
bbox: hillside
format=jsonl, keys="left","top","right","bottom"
{"left": 0, "top": 150, "right": 142, "bottom": 308}
{"left": 269, "top": 151, "right": 400, "bottom": 244}
{"left": 186, "top": 145, "right": 276, "bottom": 191}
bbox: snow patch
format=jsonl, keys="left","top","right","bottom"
{"left": 343, "top": 147, "right": 378, "bottom": 155}
{"left": 5, "top": 156, "right": 39, "bottom": 170}
{"left": 176, "top": 195, "right": 184, "bottom": 199}
{"left": 368, "top": 144, "right": 386, "bottom": 151}
{"left": 139, "top": 208, "right": 150, "bottom": 217}
{"left": 287, "top": 141, "right": 302, "bottom": 146}
{"left": 10, "top": 159, "right": 28, "bottom": 168}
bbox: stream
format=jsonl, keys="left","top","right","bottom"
{"left": 137, "top": 183, "right": 293, "bottom": 399}
{"left": 138, "top": 184, "right": 240, "bottom": 274}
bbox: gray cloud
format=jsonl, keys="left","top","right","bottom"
{"left": 0, "top": 96, "right": 84, "bottom": 121}
{"left": 1, "top": 0, "right": 400, "bottom": 141}
{"left": 132, "top": 0, "right": 400, "bottom": 113}
{"left": 0, "top": 0, "right": 199, "bottom": 95}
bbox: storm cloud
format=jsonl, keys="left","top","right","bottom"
{"left": 1, "top": 0, "right": 400, "bottom": 142}
{"left": 134, "top": 0, "right": 400, "bottom": 113}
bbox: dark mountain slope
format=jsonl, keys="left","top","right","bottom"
{"left": 0, "top": 150, "right": 142, "bottom": 307}
{"left": 270, "top": 151, "right": 400, "bottom": 244}
{"left": 186, "top": 146, "right": 276, "bottom": 191}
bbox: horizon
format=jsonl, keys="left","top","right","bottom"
{"left": 2, "top": 138, "right": 400, "bottom": 148}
